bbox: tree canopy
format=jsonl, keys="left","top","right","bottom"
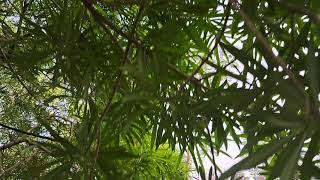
{"left": 1, "top": 0, "right": 320, "bottom": 179}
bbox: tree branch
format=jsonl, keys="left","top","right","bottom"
{"left": 0, "top": 139, "right": 26, "bottom": 151}
{"left": 231, "top": 2, "right": 313, "bottom": 120}
{"left": 0, "top": 122, "right": 55, "bottom": 141}
{"left": 168, "top": 63, "right": 208, "bottom": 90}
{"left": 233, "top": 4, "right": 305, "bottom": 94}
{"left": 0, "top": 49, "right": 35, "bottom": 99}
{"left": 190, "top": 2, "right": 231, "bottom": 77}
{"left": 0, "top": 154, "right": 34, "bottom": 177}
{"left": 280, "top": 1, "right": 320, "bottom": 24}
{"left": 82, "top": 0, "right": 140, "bottom": 46}
{"left": 97, "top": 0, "right": 142, "bottom": 8}
{"left": 90, "top": 4, "right": 146, "bottom": 177}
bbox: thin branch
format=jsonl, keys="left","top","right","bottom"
{"left": 27, "top": 140, "right": 51, "bottom": 153}
{"left": 234, "top": 5, "right": 305, "bottom": 94}
{"left": 0, "top": 122, "right": 55, "bottom": 141}
{"left": 96, "top": 0, "right": 145, "bottom": 135}
{"left": 0, "top": 154, "right": 34, "bottom": 177}
{"left": 204, "top": 58, "right": 245, "bottom": 81}
{"left": 205, "top": 126, "right": 218, "bottom": 179}
{"left": 280, "top": 1, "right": 320, "bottom": 24}
{"left": 97, "top": 0, "right": 142, "bottom": 8}
{"left": 52, "top": 115, "right": 74, "bottom": 124}
{"left": 174, "top": 3, "right": 231, "bottom": 93}
{"left": 0, "top": 139, "right": 26, "bottom": 151}
{"left": 168, "top": 63, "right": 208, "bottom": 90}
{"left": 16, "top": 0, "right": 34, "bottom": 35}
{"left": 90, "top": 4, "right": 146, "bottom": 178}
{"left": 190, "top": 3, "right": 231, "bottom": 78}
{"left": 232, "top": 2, "right": 313, "bottom": 119}
{"left": 82, "top": 0, "right": 140, "bottom": 46}
{"left": 0, "top": 49, "right": 35, "bottom": 99}
{"left": 0, "top": 126, "right": 52, "bottom": 152}
{"left": 0, "top": 138, "right": 50, "bottom": 152}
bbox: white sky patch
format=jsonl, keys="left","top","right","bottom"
{"left": 260, "top": 59, "right": 268, "bottom": 69}
{"left": 302, "top": 47, "right": 308, "bottom": 54}
{"left": 299, "top": 70, "right": 305, "bottom": 76}
{"left": 245, "top": 72, "right": 254, "bottom": 89}
{"left": 283, "top": 75, "right": 289, "bottom": 79}
{"left": 272, "top": 47, "right": 279, "bottom": 56}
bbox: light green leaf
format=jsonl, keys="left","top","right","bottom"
{"left": 218, "top": 134, "right": 294, "bottom": 180}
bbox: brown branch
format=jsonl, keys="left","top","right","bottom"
{"left": 280, "top": 1, "right": 320, "bottom": 24}
{"left": 97, "top": 0, "right": 142, "bottom": 8}
{"left": 0, "top": 154, "right": 34, "bottom": 177}
{"left": 190, "top": 3, "right": 231, "bottom": 77}
{"left": 0, "top": 126, "right": 52, "bottom": 152}
{"left": 205, "top": 126, "right": 218, "bottom": 179}
{"left": 0, "top": 49, "right": 36, "bottom": 99}
{"left": 89, "top": 4, "right": 146, "bottom": 178}
{"left": 234, "top": 5, "right": 305, "bottom": 94}
{"left": 203, "top": 57, "right": 245, "bottom": 81}
{"left": 96, "top": 0, "right": 145, "bottom": 138}
{"left": 0, "top": 139, "right": 26, "bottom": 151}
{"left": 174, "top": 3, "right": 231, "bottom": 93}
{"left": 0, "top": 122, "right": 55, "bottom": 141}
{"left": 231, "top": 2, "right": 314, "bottom": 118}
{"left": 82, "top": 0, "right": 140, "bottom": 46}
{"left": 16, "top": 0, "right": 34, "bottom": 35}
{"left": 168, "top": 64, "right": 208, "bottom": 90}
{"left": 52, "top": 115, "right": 74, "bottom": 124}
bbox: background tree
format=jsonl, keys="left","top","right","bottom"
{"left": 0, "top": 0, "right": 320, "bottom": 179}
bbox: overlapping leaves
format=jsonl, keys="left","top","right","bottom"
{"left": 0, "top": 0, "right": 320, "bottom": 179}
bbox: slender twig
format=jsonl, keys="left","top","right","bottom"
{"left": 175, "top": 3, "right": 231, "bottom": 93}
{"left": 53, "top": 115, "right": 74, "bottom": 124}
{"left": 0, "top": 154, "right": 34, "bottom": 177}
{"left": 97, "top": 0, "right": 141, "bottom": 8}
{"left": 204, "top": 58, "right": 244, "bottom": 81}
{"left": 0, "top": 138, "right": 49, "bottom": 152}
{"left": 27, "top": 140, "right": 51, "bottom": 153}
{"left": 190, "top": 3, "right": 231, "bottom": 78}
{"left": 0, "top": 49, "right": 35, "bottom": 98}
{"left": 232, "top": 2, "right": 312, "bottom": 117}
{"left": 89, "top": 4, "right": 146, "bottom": 178}
{"left": 82, "top": 0, "right": 140, "bottom": 46}
{"left": 0, "top": 139, "right": 26, "bottom": 151}
{"left": 0, "top": 50, "right": 62, "bottom": 142}
{"left": 98, "top": 0, "right": 145, "bottom": 137}
{"left": 0, "top": 122, "right": 55, "bottom": 141}
{"left": 279, "top": 1, "right": 320, "bottom": 24}
{"left": 16, "top": 0, "right": 34, "bottom": 35}
{"left": 234, "top": 5, "right": 305, "bottom": 94}
{"left": 205, "top": 126, "right": 218, "bottom": 179}
{"left": 168, "top": 64, "right": 208, "bottom": 90}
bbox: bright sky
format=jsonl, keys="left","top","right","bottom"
{"left": 188, "top": 140, "right": 243, "bottom": 179}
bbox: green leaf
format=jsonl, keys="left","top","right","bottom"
{"left": 218, "top": 134, "right": 294, "bottom": 180}
{"left": 43, "top": 162, "right": 72, "bottom": 179}
{"left": 301, "top": 132, "right": 320, "bottom": 179}
{"left": 220, "top": 42, "right": 267, "bottom": 80}
{"left": 196, "top": 145, "right": 206, "bottom": 179}
{"left": 150, "top": 124, "right": 157, "bottom": 150}
{"left": 306, "top": 33, "right": 319, "bottom": 107}
{"left": 280, "top": 132, "right": 307, "bottom": 180}
{"left": 265, "top": 113, "right": 305, "bottom": 129}
{"left": 122, "top": 94, "right": 151, "bottom": 103}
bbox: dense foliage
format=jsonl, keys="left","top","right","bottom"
{"left": 0, "top": 0, "right": 320, "bottom": 179}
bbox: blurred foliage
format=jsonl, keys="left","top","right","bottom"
{"left": 0, "top": 0, "right": 320, "bottom": 179}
